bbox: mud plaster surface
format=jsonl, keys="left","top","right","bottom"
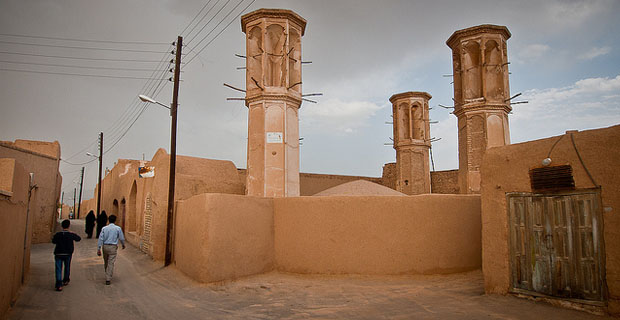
{"left": 7, "top": 220, "right": 609, "bottom": 320}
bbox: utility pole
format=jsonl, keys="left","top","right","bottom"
{"left": 164, "top": 36, "right": 182, "bottom": 266}
{"left": 96, "top": 132, "right": 103, "bottom": 219}
{"left": 77, "top": 167, "right": 84, "bottom": 219}
{"left": 73, "top": 188, "right": 76, "bottom": 219}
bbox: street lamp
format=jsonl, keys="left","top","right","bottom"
{"left": 138, "top": 94, "right": 178, "bottom": 267}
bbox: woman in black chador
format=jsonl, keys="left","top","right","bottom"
{"left": 96, "top": 210, "right": 108, "bottom": 238}
{"left": 85, "top": 210, "right": 96, "bottom": 238}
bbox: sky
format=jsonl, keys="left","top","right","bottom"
{"left": 1, "top": 0, "right": 619, "bottom": 204}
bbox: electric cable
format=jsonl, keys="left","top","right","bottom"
{"left": 180, "top": 0, "right": 216, "bottom": 37}
{"left": 0, "top": 40, "right": 170, "bottom": 53}
{"left": 0, "top": 33, "right": 169, "bottom": 45}
{"left": 185, "top": 0, "right": 234, "bottom": 46}
{"left": 0, "top": 60, "right": 164, "bottom": 72}
{"left": 185, "top": 0, "right": 224, "bottom": 44}
{"left": 184, "top": 0, "right": 255, "bottom": 67}
{"left": 0, "top": 68, "right": 168, "bottom": 80}
{"left": 0, "top": 51, "right": 164, "bottom": 62}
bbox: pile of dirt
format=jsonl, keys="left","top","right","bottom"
{"left": 313, "top": 180, "right": 406, "bottom": 196}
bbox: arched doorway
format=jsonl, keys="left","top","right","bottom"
{"left": 120, "top": 198, "right": 126, "bottom": 230}
{"left": 113, "top": 199, "right": 119, "bottom": 222}
{"left": 128, "top": 181, "right": 137, "bottom": 232}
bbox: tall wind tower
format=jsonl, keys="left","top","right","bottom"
{"left": 241, "top": 9, "right": 306, "bottom": 197}
{"left": 389, "top": 92, "right": 432, "bottom": 195}
{"left": 447, "top": 25, "right": 512, "bottom": 194}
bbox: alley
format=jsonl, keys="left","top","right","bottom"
{"left": 7, "top": 219, "right": 608, "bottom": 319}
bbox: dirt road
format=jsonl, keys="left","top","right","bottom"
{"left": 7, "top": 219, "right": 609, "bottom": 319}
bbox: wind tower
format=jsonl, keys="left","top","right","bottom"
{"left": 447, "top": 25, "right": 512, "bottom": 194}
{"left": 389, "top": 91, "right": 432, "bottom": 195}
{"left": 241, "top": 9, "right": 306, "bottom": 197}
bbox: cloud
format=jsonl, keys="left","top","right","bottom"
{"left": 578, "top": 46, "right": 611, "bottom": 60}
{"left": 300, "top": 98, "right": 385, "bottom": 134}
{"left": 516, "top": 44, "right": 550, "bottom": 62}
{"left": 511, "top": 74, "right": 620, "bottom": 141}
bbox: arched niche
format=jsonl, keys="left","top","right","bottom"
{"left": 288, "top": 28, "right": 301, "bottom": 92}
{"left": 112, "top": 199, "right": 119, "bottom": 216}
{"left": 487, "top": 114, "right": 505, "bottom": 148}
{"left": 128, "top": 180, "right": 137, "bottom": 232}
{"left": 247, "top": 26, "right": 263, "bottom": 90}
{"left": 120, "top": 198, "right": 126, "bottom": 230}
{"left": 484, "top": 40, "right": 504, "bottom": 101}
{"left": 411, "top": 102, "right": 424, "bottom": 140}
{"left": 462, "top": 41, "right": 482, "bottom": 99}
{"left": 453, "top": 52, "right": 463, "bottom": 103}
{"left": 265, "top": 24, "right": 286, "bottom": 87}
{"left": 398, "top": 102, "right": 411, "bottom": 141}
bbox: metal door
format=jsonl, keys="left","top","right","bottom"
{"left": 508, "top": 191, "right": 605, "bottom": 302}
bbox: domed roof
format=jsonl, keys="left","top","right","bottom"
{"left": 313, "top": 180, "right": 405, "bottom": 196}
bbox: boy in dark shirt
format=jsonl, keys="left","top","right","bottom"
{"left": 52, "top": 219, "right": 81, "bottom": 291}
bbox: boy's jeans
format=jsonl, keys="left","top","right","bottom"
{"left": 54, "top": 254, "right": 71, "bottom": 288}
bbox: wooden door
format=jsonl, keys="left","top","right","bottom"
{"left": 508, "top": 191, "right": 605, "bottom": 302}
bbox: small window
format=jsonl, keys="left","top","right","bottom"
{"left": 529, "top": 165, "right": 575, "bottom": 192}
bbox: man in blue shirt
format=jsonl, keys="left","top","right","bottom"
{"left": 97, "top": 215, "right": 125, "bottom": 285}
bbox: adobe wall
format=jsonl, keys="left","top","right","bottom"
{"left": 174, "top": 193, "right": 274, "bottom": 282}
{"left": 238, "top": 169, "right": 383, "bottom": 196}
{"left": 480, "top": 124, "right": 620, "bottom": 315}
{"left": 431, "top": 170, "right": 460, "bottom": 194}
{"left": 381, "top": 164, "right": 460, "bottom": 194}
{"left": 0, "top": 159, "right": 32, "bottom": 316}
{"left": 85, "top": 149, "right": 245, "bottom": 261}
{"left": 381, "top": 162, "right": 397, "bottom": 190}
{"left": 273, "top": 194, "right": 481, "bottom": 275}
{"left": 0, "top": 140, "right": 62, "bottom": 243}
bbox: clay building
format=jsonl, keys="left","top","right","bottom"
{"left": 0, "top": 139, "right": 62, "bottom": 243}
{"left": 0, "top": 139, "right": 62, "bottom": 315}
{"left": 76, "top": 9, "right": 618, "bottom": 316}
{"left": 481, "top": 125, "right": 620, "bottom": 314}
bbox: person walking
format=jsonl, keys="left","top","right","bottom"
{"left": 97, "top": 215, "right": 125, "bottom": 285}
{"left": 52, "top": 219, "right": 81, "bottom": 291}
{"left": 96, "top": 210, "right": 107, "bottom": 238}
{"left": 85, "top": 210, "right": 96, "bottom": 238}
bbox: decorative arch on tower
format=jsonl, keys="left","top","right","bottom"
{"left": 265, "top": 24, "right": 286, "bottom": 86}
{"left": 462, "top": 41, "right": 482, "bottom": 99}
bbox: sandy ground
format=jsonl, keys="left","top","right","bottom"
{"left": 6, "top": 219, "right": 610, "bottom": 319}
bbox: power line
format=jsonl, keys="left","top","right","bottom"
{"left": 185, "top": 0, "right": 255, "bottom": 67}
{"left": 100, "top": 52, "right": 174, "bottom": 143}
{"left": 180, "top": 0, "right": 216, "bottom": 37}
{"left": 0, "top": 67, "right": 169, "bottom": 80}
{"left": 0, "top": 33, "right": 169, "bottom": 45}
{"left": 185, "top": 0, "right": 222, "bottom": 43}
{"left": 185, "top": 0, "right": 232, "bottom": 45}
{"left": 0, "top": 40, "right": 170, "bottom": 53}
{"left": 0, "top": 59, "right": 164, "bottom": 72}
{"left": 0, "top": 51, "right": 164, "bottom": 62}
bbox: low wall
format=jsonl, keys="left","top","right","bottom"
{"left": 174, "top": 194, "right": 274, "bottom": 283}
{"left": 0, "top": 159, "right": 31, "bottom": 316}
{"left": 273, "top": 194, "right": 481, "bottom": 275}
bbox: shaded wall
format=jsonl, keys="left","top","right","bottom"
{"left": 175, "top": 194, "right": 274, "bottom": 282}
{"left": 431, "top": 170, "right": 460, "bottom": 194}
{"left": 274, "top": 194, "right": 481, "bottom": 275}
{"left": 0, "top": 140, "right": 61, "bottom": 243}
{"left": 0, "top": 159, "right": 32, "bottom": 316}
{"left": 238, "top": 169, "right": 383, "bottom": 196}
{"left": 381, "top": 164, "right": 460, "bottom": 194}
{"left": 481, "top": 125, "right": 620, "bottom": 315}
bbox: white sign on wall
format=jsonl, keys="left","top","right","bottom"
{"left": 266, "top": 132, "right": 283, "bottom": 143}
